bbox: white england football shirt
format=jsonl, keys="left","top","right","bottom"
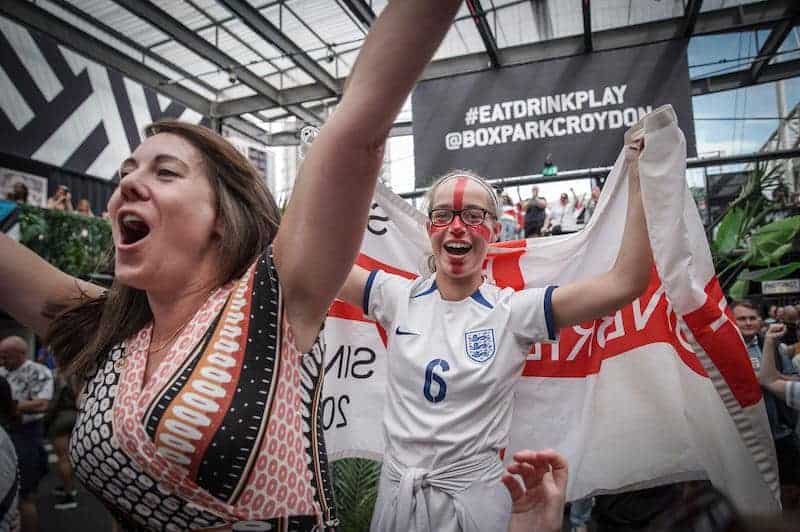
{"left": 364, "top": 270, "right": 557, "bottom": 470}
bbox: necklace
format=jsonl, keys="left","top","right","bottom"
{"left": 149, "top": 317, "right": 192, "bottom": 354}
{"left": 147, "top": 286, "right": 217, "bottom": 355}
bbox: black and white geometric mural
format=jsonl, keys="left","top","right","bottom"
{"left": 0, "top": 15, "right": 207, "bottom": 181}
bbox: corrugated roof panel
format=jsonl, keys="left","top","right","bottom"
{"left": 35, "top": 1, "right": 218, "bottom": 102}
{"left": 264, "top": 68, "right": 315, "bottom": 90}
{"left": 285, "top": 0, "right": 366, "bottom": 45}
{"left": 490, "top": 1, "right": 582, "bottom": 48}
{"left": 38, "top": 0, "right": 142, "bottom": 58}
{"left": 242, "top": 113, "right": 272, "bottom": 130}
{"left": 150, "top": 39, "right": 220, "bottom": 80}
{"left": 266, "top": 55, "right": 297, "bottom": 71}
{"left": 217, "top": 82, "right": 258, "bottom": 100}
{"left": 591, "top": 0, "right": 681, "bottom": 33}
{"left": 63, "top": 0, "right": 169, "bottom": 48}
{"left": 259, "top": 107, "right": 294, "bottom": 120}
{"left": 700, "top": 0, "right": 764, "bottom": 12}
{"left": 247, "top": 61, "right": 276, "bottom": 78}
{"left": 219, "top": 18, "right": 287, "bottom": 84}
{"left": 188, "top": 0, "right": 232, "bottom": 21}
{"left": 197, "top": 25, "right": 262, "bottom": 69}
{"left": 308, "top": 47, "right": 350, "bottom": 79}
{"left": 259, "top": 3, "right": 325, "bottom": 54}
{"left": 271, "top": 67, "right": 314, "bottom": 90}
{"left": 200, "top": 70, "right": 237, "bottom": 92}
{"left": 434, "top": 17, "right": 487, "bottom": 60}
{"left": 331, "top": 47, "right": 360, "bottom": 78}
{"left": 157, "top": 0, "right": 211, "bottom": 31}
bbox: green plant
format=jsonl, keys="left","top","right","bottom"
{"left": 710, "top": 163, "right": 800, "bottom": 299}
{"left": 18, "top": 204, "right": 112, "bottom": 279}
{"left": 332, "top": 458, "right": 380, "bottom": 532}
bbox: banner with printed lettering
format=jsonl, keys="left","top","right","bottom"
{"left": 322, "top": 106, "right": 779, "bottom": 513}
{"left": 412, "top": 40, "right": 696, "bottom": 186}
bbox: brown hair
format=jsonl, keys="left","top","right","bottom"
{"left": 422, "top": 169, "right": 501, "bottom": 274}
{"left": 730, "top": 299, "right": 760, "bottom": 316}
{"left": 46, "top": 121, "right": 280, "bottom": 377}
{"left": 423, "top": 169, "right": 501, "bottom": 219}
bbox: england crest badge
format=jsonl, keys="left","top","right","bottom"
{"left": 465, "top": 329, "right": 496, "bottom": 363}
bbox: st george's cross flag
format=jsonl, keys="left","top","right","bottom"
{"left": 322, "top": 105, "right": 780, "bottom": 513}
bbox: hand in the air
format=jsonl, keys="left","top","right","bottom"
{"left": 502, "top": 449, "right": 568, "bottom": 532}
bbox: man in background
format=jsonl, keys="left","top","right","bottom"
{"left": 46, "top": 186, "right": 73, "bottom": 212}
{"left": 6, "top": 182, "right": 28, "bottom": 205}
{"left": 524, "top": 186, "right": 548, "bottom": 237}
{"left": 0, "top": 336, "right": 53, "bottom": 532}
{"left": 732, "top": 301, "right": 800, "bottom": 508}
{"left": 545, "top": 190, "right": 581, "bottom": 235}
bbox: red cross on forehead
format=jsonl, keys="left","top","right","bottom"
{"left": 452, "top": 176, "right": 468, "bottom": 210}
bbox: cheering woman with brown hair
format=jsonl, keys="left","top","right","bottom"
{"left": 0, "top": 1, "right": 463, "bottom": 529}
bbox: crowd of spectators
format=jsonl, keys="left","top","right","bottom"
{"left": 0, "top": 335, "right": 79, "bottom": 532}
{"left": 5, "top": 182, "right": 96, "bottom": 218}
{"left": 495, "top": 184, "right": 602, "bottom": 242}
{"left": 731, "top": 300, "right": 800, "bottom": 509}
{"left": 1, "top": 174, "right": 798, "bottom": 530}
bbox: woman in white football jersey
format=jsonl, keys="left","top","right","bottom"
{"left": 339, "top": 139, "right": 652, "bottom": 532}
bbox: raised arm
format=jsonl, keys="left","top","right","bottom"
{"left": 758, "top": 323, "right": 790, "bottom": 401}
{"left": 0, "top": 234, "right": 103, "bottom": 338}
{"left": 274, "top": 0, "right": 462, "bottom": 351}
{"left": 338, "top": 265, "right": 371, "bottom": 311}
{"left": 551, "top": 139, "right": 652, "bottom": 329}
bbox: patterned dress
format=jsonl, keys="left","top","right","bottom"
{"left": 69, "top": 250, "right": 336, "bottom": 531}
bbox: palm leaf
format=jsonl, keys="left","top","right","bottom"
{"left": 749, "top": 216, "right": 800, "bottom": 266}
{"left": 729, "top": 276, "right": 750, "bottom": 300}
{"left": 333, "top": 458, "right": 381, "bottom": 532}
{"left": 713, "top": 206, "right": 745, "bottom": 255}
{"left": 738, "top": 262, "right": 800, "bottom": 282}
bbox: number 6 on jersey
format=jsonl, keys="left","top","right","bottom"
{"left": 423, "top": 358, "right": 450, "bottom": 403}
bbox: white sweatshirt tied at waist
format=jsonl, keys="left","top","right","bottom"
{"left": 373, "top": 451, "right": 507, "bottom": 532}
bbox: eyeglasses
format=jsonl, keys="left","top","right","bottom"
{"left": 429, "top": 208, "right": 495, "bottom": 227}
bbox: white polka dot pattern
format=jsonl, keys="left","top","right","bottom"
{"left": 70, "top": 251, "right": 336, "bottom": 531}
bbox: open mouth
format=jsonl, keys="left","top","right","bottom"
{"left": 119, "top": 213, "right": 151, "bottom": 246}
{"left": 444, "top": 242, "right": 472, "bottom": 256}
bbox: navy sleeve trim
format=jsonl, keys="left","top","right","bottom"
{"left": 363, "top": 270, "right": 380, "bottom": 315}
{"left": 544, "top": 285, "right": 558, "bottom": 341}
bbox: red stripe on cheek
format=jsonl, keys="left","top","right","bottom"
{"left": 453, "top": 177, "right": 468, "bottom": 211}
{"left": 469, "top": 224, "right": 492, "bottom": 241}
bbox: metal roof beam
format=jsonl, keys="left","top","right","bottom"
{"left": 424, "top": 0, "right": 791, "bottom": 79}
{"left": 215, "top": 0, "right": 794, "bottom": 117}
{"left": 581, "top": 0, "right": 592, "bottom": 52}
{"left": 681, "top": 0, "right": 704, "bottom": 38}
{"left": 398, "top": 147, "right": 800, "bottom": 199}
{"left": 113, "top": 0, "right": 322, "bottom": 125}
{"left": 47, "top": 0, "right": 221, "bottom": 97}
{"left": 214, "top": 83, "right": 335, "bottom": 117}
{"left": 262, "top": 120, "right": 411, "bottom": 146}
{"left": 0, "top": 0, "right": 212, "bottom": 115}
{"left": 749, "top": 9, "right": 800, "bottom": 82}
{"left": 339, "top": 0, "right": 376, "bottom": 29}
{"left": 222, "top": 117, "right": 270, "bottom": 145}
{"left": 219, "top": 0, "right": 341, "bottom": 96}
{"left": 692, "top": 58, "right": 800, "bottom": 96}
{"left": 466, "top": 0, "right": 501, "bottom": 68}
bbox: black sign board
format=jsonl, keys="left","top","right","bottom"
{"left": 412, "top": 40, "right": 696, "bottom": 187}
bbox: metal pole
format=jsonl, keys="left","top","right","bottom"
{"left": 775, "top": 80, "right": 795, "bottom": 190}
{"left": 399, "top": 147, "right": 800, "bottom": 199}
